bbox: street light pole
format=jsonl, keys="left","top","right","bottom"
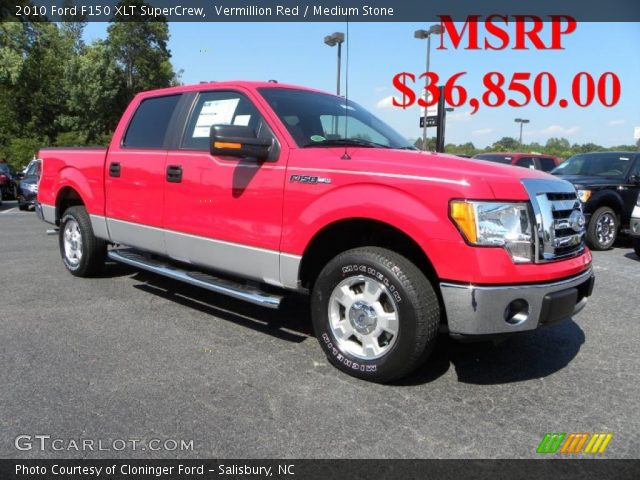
{"left": 514, "top": 118, "right": 530, "bottom": 146}
{"left": 324, "top": 32, "right": 345, "bottom": 96}
{"left": 423, "top": 34, "right": 431, "bottom": 150}
{"left": 415, "top": 24, "right": 443, "bottom": 151}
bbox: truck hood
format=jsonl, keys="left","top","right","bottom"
{"left": 553, "top": 174, "right": 624, "bottom": 189}
{"left": 341, "top": 148, "right": 558, "bottom": 201}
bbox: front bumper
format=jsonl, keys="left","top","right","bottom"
{"left": 630, "top": 206, "right": 640, "bottom": 238}
{"left": 440, "top": 268, "right": 594, "bottom": 337}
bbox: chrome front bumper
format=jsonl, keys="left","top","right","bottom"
{"left": 440, "top": 268, "right": 594, "bottom": 337}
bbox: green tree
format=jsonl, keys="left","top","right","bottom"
{"left": 107, "top": 0, "right": 177, "bottom": 99}
{"left": 58, "top": 40, "right": 127, "bottom": 143}
{"left": 491, "top": 137, "right": 519, "bottom": 151}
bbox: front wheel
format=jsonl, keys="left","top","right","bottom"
{"left": 633, "top": 238, "right": 640, "bottom": 258}
{"left": 586, "top": 206, "right": 618, "bottom": 250}
{"left": 59, "top": 206, "right": 107, "bottom": 277}
{"left": 311, "top": 247, "right": 440, "bottom": 383}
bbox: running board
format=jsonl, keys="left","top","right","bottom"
{"left": 107, "top": 249, "right": 283, "bottom": 309}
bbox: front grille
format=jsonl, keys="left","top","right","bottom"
{"left": 521, "top": 179, "right": 586, "bottom": 263}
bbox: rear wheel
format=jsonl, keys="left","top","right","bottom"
{"left": 311, "top": 247, "right": 440, "bottom": 383}
{"left": 59, "top": 206, "right": 107, "bottom": 277}
{"left": 586, "top": 206, "right": 618, "bottom": 250}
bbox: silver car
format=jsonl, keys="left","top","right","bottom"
{"left": 631, "top": 192, "right": 640, "bottom": 257}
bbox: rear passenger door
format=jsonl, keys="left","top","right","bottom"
{"left": 105, "top": 94, "right": 182, "bottom": 255}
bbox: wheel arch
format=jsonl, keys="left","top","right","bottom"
{"left": 55, "top": 186, "right": 86, "bottom": 225}
{"left": 298, "top": 217, "right": 440, "bottom": 293}
{"left": 588, "top": 190, "right": 624, "bottom": 216}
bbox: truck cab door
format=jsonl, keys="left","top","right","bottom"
{"left": 162, "top": 89, "right": 289, "bottom": 287}
{"left": 105, "top": 93, "right": 183, "bottom": 255}
{"left": 621, "top": 156, "right": 640, "bottom": 223}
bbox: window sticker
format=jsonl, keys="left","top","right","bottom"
{"left": 192, "top": 98, "right": 239, "bottom": 137}
{"left": 233, "top": 115, "right": 251, "bottom": 126}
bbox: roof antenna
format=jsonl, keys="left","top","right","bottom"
{"left": 341, "top": 18, "right": 351, "bottom": 160}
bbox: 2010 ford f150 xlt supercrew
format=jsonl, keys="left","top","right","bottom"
{"left": 37, "top": 81, "right": 595, "bottom": 382}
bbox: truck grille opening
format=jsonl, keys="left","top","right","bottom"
{"left": 521, "top": 179, "right": 586, "bottom": 263}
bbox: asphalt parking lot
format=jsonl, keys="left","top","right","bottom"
{"left": 1, "top": 201, "right": 639, "bottom": 459}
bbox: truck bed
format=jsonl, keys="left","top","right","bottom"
{"left": 38, "top": 147, "right": 108, "bottom": 217}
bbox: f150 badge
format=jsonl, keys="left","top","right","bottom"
{"left": 290, "top": 175, "right": 332, "bottom": 184}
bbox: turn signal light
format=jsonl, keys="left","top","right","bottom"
{"left": 450, "top": 201, "right": 477, "bottom": 243}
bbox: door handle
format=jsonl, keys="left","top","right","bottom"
{"left": 109, "top": 162, "right": 121, "bottom": 177}
{"left": 166, "top": 165, "right": 183, "bottom": 183}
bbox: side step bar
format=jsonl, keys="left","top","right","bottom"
{"left": 107, "top": 249, "right": 283, "bottom": 309}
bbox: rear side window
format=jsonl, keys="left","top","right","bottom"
{"left": 538, "top": 157, "right": 556, "bottom": 172}
{"left": 123, "top": 94, "right": 181, "bottom": 148}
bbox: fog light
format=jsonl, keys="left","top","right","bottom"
{"left": 504, "top": 299, "right": 529, "bottom": 325}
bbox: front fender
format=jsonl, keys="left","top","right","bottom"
{"left": 281, "top": 182, "right": 461, "bottom": 256}
{"left": 586, "top": 189, "right": 624, "bottom": 215}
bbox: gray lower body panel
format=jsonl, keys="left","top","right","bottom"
{"left": 440, "top": 268, "right": 594, "bottom": 336}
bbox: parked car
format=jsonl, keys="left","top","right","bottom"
{"left": 36, "top": 81, "right": 594, "bottom": 382}
{"left": 551, "top": 151, "right": 640, "bottom": 250}
{"left": 16, "top": 159, "right": 41, "bottom": 211}
{"left": 630, "top": 192, "right": 640, "bottom": 257}
{"left": 472, "top": 152, "right": 561, "bottom": 172}
{"left": 0, "top": 162, "right": 19, "bottom": 199}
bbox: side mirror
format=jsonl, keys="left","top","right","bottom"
{"left": 15, "top": 172, "right": 25, "bottom": 180}
{"left": 630, "top": 174, "right": 640, "bottom": 185}
{"left": 210, "top": 125, "right": 272, "bottom": 161}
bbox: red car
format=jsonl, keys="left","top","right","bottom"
{"left": 473, "top": 152, "right": 561, "bottom": 172}
{"left": 36, "top": 81, "right": 593, "bottom": 382}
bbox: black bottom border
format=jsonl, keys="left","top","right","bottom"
{"left": 1, "top": 459, "right": 639, "bottom": 480}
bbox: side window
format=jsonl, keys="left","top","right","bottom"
{"left": 123, "top": 95, "right": 181, "bottom": 148}
{"left": 516, "top": 157, "right": 535, "bottom": 169}
{"left": 538, "top": 157, "right": 557, "bottom": 172}
{"left": 181, "top": 91, "right": 274, "bottom": 151}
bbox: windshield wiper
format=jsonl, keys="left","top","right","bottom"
{"left": 302, "top": 138, "right": 390, "bottom": 149}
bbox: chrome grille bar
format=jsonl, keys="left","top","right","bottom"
{"left": 521, "top": 178, "right": 585, "bottom": 263}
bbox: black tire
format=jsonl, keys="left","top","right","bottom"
{"left": 59, "top": 206, "right": 107, "bottom": 277}
{"left": 311, "top": 247, "right": 440, "bottom": 383}
{"left": 18, "top": 204, "right": 28, "bottom": 211}
{"left": 586, "top": 206, "right": 618, "bottom": 250}
{"left": 634, "top": 238, "right": 640, "bottom": 258}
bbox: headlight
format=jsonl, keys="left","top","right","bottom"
{"left": 577, "top": 189, "right": 592, "bottom": 203}
{"left": 450, "top": 200, "right": 534, "bottom": 263}
{"left": 636, "top": 193, "right": 640, "bottom": 207}
{"left": 24, "top": 183, "right": 38, "bottom": 192}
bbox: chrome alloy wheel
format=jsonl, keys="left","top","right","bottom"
{"left": 596, "top": 212, "right": 616, "bottom": 245}
{"left": 328, "top": 275, "right": 400, "bottom": 360}
{"left": 63, "top": 219, "right": 83, "bottom": 266}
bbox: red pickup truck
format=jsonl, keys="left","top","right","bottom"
{"left": 37, "top": 81, "right": 594, "bottom": 382}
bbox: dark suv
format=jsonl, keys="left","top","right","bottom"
{"left": 0, "top": 163, "right": 18, "bottom": 200}
{"left": 552, "top": 151, "right": 640, "bottom": 250}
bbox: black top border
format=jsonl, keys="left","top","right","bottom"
{"left": 2, "top": 0, "right": 640, "bottom": 22}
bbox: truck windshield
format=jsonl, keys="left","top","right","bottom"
{"left": 258, "top": 87, "right": 414, "bottom": 150}
{"left": 551, "top": 153, "right": 634, "bottom": 178}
